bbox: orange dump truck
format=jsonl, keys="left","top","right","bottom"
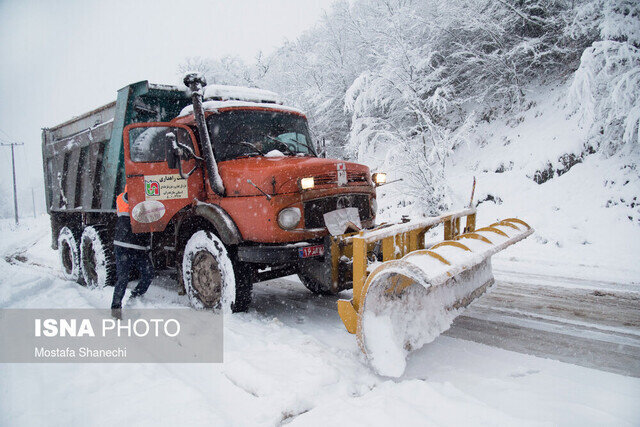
{"left": 43, "top": 74, "right": 379, "bottom": 312}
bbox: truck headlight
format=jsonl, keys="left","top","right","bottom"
{"left": 299, "top": 177, "right": 315, "bottom": 190}
{"left": 278, "top": 207, "right": 301, "bottom": 230}
{"left": 372, "top": 173, "right": 386, "bottom": 185}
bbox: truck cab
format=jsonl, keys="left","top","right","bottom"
{"left": 120, "top": 76, "right": 379, "bottom": 310}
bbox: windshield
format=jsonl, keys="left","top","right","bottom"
{"left": 206, "top": 110, "right": 316, "bottom": 161}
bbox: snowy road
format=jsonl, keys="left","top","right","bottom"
{"left": 448, "top": 270, "right": 640, "bottom": 377}
{"left": 1, "top": 218, "right": 639, "bottom": 426}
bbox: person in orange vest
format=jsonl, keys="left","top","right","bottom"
{"left": 111, "top": 185, "right": 154, "bottom": 317}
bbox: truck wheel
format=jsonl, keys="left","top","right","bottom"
{"left": 58, "top": 226, "right": 84, "bottom": 284}
{"left": 182, "top": 231, "right": 238, "bottom": 312}
{"left": 298, "top": 273, "right": 339, "bottom": 296}
{"left": 80, "top": 226, "right": 115, "bottom": 289}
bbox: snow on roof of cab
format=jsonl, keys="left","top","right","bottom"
{"left": 179, "top": 100, "right": 305, "bottom": 117}
{"left": 177, "top": 84, "right": 305, "bottom": 117}
{"left": 203, "top": 84, "right": 280, "bottom": 104}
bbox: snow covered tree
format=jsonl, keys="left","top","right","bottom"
{"left": 178, "top": 55, "right": 255, "bottom": 87}
{"left": 342, "top": 0, "right": 465, "bottom": 213}
{"left": 570, "top": 0, "right": 640, "bottom": 155}
{"left": 177, "top": 0, "right": 633, "bottom": 211}
{"left": 259, "top": 0, "right": 366, "bottom": 157}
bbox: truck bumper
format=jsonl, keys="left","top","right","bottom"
{"left": 236, "top": 241, "right": 327, "bottom": 264}
{"left": 236, "top": 238, "right": 350, "bottom": 293}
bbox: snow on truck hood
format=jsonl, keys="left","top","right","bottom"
{"left": 218, "top": 156, "right": 371, "bottom": 197}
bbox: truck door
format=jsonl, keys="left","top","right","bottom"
{"left": 123, "top": 123, "right": 204, "bottom": 233}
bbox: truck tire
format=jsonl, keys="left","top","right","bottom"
{"left": 80, "top": 226, "right": 115, "bottom": 289}
{"left": 58, "top": 226, "right": 84, "bottom": 284}
{"left": 298, "top": 273, "right": 339, "bottom": 296}
{"left": 182, "top": 231, "right": 252, "bottom": 313}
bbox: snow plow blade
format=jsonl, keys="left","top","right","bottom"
{"left": 335, "top": 209, "right": 533, "bottom": 377}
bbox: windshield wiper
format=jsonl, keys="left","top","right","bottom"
{"left": 264, "top": 135, "right": 295, "bottom": 155}
{"left": 231, "top": 141, "right": 265, "bottom": 156}
{"left": 281, "top": 136, "right": 316, "bottom": 156}
{"left": 266, "top": 135, "right": 316, "bottom": 156}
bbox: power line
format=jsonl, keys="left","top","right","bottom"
{"left": 0, "top": 128, "right": 16, "bottom": 141}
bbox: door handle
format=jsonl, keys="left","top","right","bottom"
{"left": 126, "top": 174, "right": 144, "bottom": 178}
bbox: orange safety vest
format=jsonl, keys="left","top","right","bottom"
{"left": 116, "top": 185, "right": 129, "bottom": 216}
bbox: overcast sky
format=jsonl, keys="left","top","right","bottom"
{"left": 0, "top": 0, "right": 335, "bottom": 217}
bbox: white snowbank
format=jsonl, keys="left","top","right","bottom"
{"left": 379, "top": 80, "right": 640, "bottom": 285}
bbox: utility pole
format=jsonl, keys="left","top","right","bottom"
{"left": 1, "top": 142, "right": 24, "bottom": 225}
{"left": 32, "top": 187, "right": 36, "bottom": 218}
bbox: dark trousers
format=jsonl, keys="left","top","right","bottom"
{"left": 111, "top": 246, "right": 155, "bottom": 309}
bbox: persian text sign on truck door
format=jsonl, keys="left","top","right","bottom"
{"left": 144, "top": 174, "right": 188, "bottom": 200}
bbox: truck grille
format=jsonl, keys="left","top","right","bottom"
{"left": 314, "top": 171, "right": 369, "bottom": 186}
{"left": 304, "top": 194, "right": 372, "bottom": 229}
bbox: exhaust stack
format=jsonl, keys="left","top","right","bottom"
{"left": 183, "top": 72, "right": 225, "bottom": 196}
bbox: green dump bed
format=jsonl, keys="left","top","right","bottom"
{"left": 42, "top": 81, "right": 191, "bottom": 214}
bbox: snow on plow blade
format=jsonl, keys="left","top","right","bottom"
{"left": 336, "top": 209, "right": 533, "bottom": 377}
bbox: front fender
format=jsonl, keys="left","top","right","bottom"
{"left": 192, "top": 202, "right": 243, "bottom": 245}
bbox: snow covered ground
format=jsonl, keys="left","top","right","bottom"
{"left": 455, "top": 82, "right": 640, "bottom": 283}
{"left": 1, "top": 216, "right": 639, "bottom": 426}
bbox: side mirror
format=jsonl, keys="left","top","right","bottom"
{"left": 165, "top": 131, "right": 178, "bottom": 169}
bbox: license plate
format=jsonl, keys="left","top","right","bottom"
{"left": 298, "top": 245, "right": 325, "bottom": 258}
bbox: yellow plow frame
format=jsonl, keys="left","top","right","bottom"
{"left": 333, "top": 208, "right": 533, "bottom": 335}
